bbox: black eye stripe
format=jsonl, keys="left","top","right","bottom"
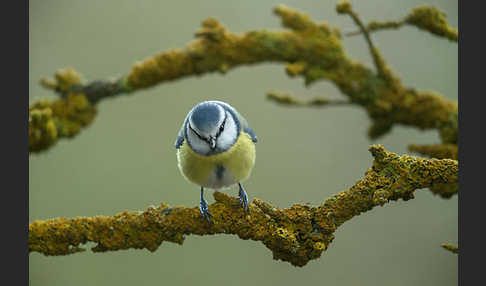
{"left": 188, "top": 111, "right": 228, "bottom": 147}
{"left": 189, "top": 125, "right": 206, "bottom": 141}
{"left": 215, "top": 113, "right": 228, "bottom": 138}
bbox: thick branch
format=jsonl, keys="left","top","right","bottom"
{"left": 29, "top": 145, "right": 458, "bottom": 267}
{"left": 407, "top": 143, "right": 459, "bottom": 198}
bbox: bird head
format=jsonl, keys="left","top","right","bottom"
{"left": 185, "top": 101, "right": 240, "bottom": 155}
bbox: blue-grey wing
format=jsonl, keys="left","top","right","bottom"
{"left": 244, "top": 125, "right": 258, "bottom": 143}
{"left": 175, "top": 128, "right": 185, "bottom": 149}
{"left": 175, "top": 112, "right": 191, "bottom": 149}
{"left": 236, "top": 111, "right": 258, "bottom": 143}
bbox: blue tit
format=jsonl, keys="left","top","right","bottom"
{"left": 175, "top": 101, "right": 258, "bottom": 223}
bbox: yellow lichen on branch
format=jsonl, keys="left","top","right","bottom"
{"left": 441, "top": 243, "right": 458, "bottom": 254}
{"left": 30, "top": 68, "right": 97, "bottom": 153}
{"left": 406, "top": 5, "right": 458, "bottom": 42}
{"left": 346, "top": 5, "right": 458, "bottom": 42}
{"left": 336, "top": 1, "right": 458, "bottom": 144}
{"left": 376, "top": 89, "right": 458, "bottom": 144}
{"left": 266, "top": 91, "right": 349, "bottom": 107}
{"left": 29, "top": 93, "right": 96, "bottom": 153}
{"left": 29, "top": 145, "right": 458, "bottom": 267}
{"left": 124, "top": 3, "right": 457, "bottom": 144}
{"left": 39, "top": 67, "right": 83, "bottom": 92}
{"left": 30, "top": 67, "right": 131, "bottom": 153}
{"left": 407, "top": 143, "right": 458, "bottom": 198}
{"left": 366, "top": 20, "right": 405, "bottom": 33}
{"left": 30, "top": 3, "right": 458, "bottom": 154}
{"left": 409, "top": 143, "right": 458, "bottom": 160}
{"left": 127, "top": 5, "right": 347, "bottom": 89}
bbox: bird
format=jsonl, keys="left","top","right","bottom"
{"left": 175, "top": 101, "right": 257, "bottom": 223}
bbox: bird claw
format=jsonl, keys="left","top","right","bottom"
{"left": 238, "top": 183, "right": 250, "bottom": 215}
{"left": 199, "top": 187, "right": 212, "bottom": 224}
{"left": 199, "top": 197, "right": 212, "bottom": 223}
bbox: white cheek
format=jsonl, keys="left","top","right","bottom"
{"left": 217, "top": 115, "right": 237, "bottom": 150}
{"left": 187, "top": 129, "right": 210, "bottom": 154}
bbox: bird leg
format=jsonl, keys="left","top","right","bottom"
{"left": 199, "top": 187, "right": 212, "bottom": 223}
{"left": 238, "top": 182, "right": 250, "bottom": 214}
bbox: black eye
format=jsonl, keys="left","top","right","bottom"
{"left": 216, "top": 113, "right": 227, "bottom": 137}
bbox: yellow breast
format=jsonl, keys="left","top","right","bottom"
{"left": 176, "top": 132, "right": 256, "bottom": 189}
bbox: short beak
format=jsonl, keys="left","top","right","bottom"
{"left": 209, "top": 136, "right": 217, "bottom": 150}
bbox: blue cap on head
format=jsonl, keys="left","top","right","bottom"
{"left": 190, "top": 102, "right": 223, "bottom": 133}
{"left": 175, "top": 100, "right": 256, "bottom": 151}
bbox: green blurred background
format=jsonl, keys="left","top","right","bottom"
{"left": 29, "top": 0, "right": 457, "bottom": 285}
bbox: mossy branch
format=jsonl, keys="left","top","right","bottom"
{"left": 29, "top": 145, "right": 458, "bottom": 267}
{"left": 266, "top": 91, "right": 349, "bottom": 107}
{"left": 406, "top": 5, "right": 458, "bottom": 41}
{"left": 337, "top": 1, "right": 392, "bottom": 80}
{"left": 29, "top": 92, "right": 96, "bottom": 153}
{"left": 408, "top": 144, "right": 458, "bottom": 160}
{"left": 346, "top": 5, "right": 458, "bottom": 42}
{"left": 29, "top": 2, "right": 457, "bottom": 153}
{"left": 440, "top": 243, "right": 459, "bottom": 254}
{"left": 406, "top": 144, "right": 458, "bottom": 198}
{"left": 346, "top": 20, "right": 405, "bottom": 36}
{"left": 30, "top": 68, "right": 129, "bottom": 153}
